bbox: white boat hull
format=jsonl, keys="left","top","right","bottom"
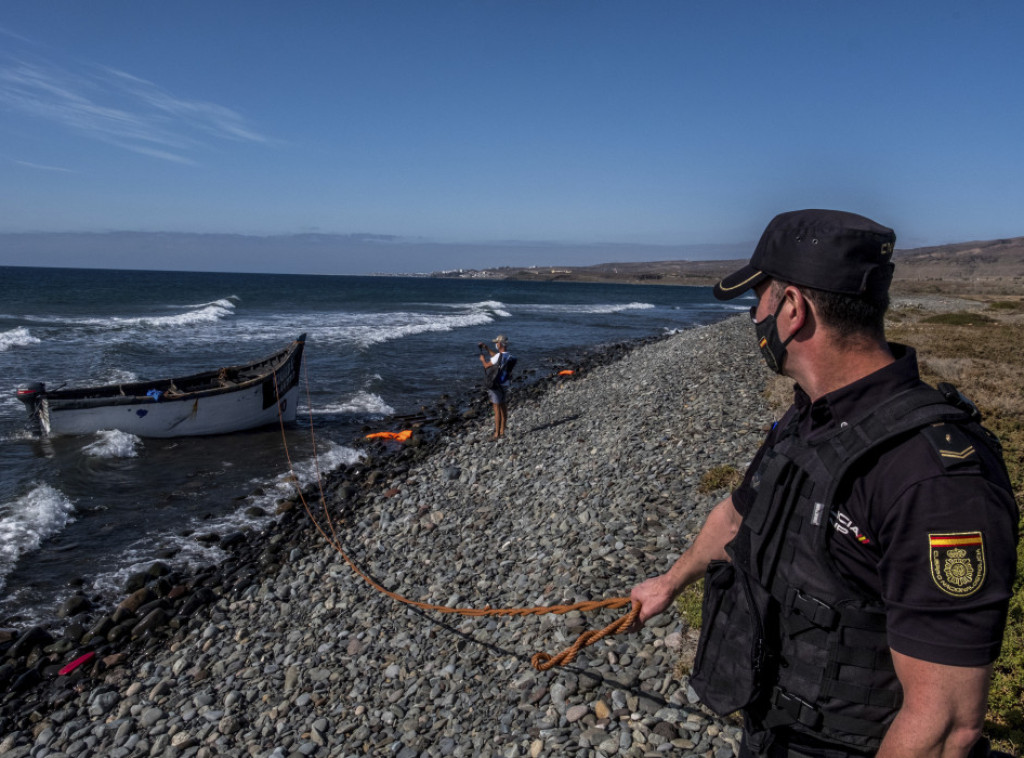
{"left": 40, "top": 384, "right": 299, "bottom": 438}
{"left": 18, "top": 334, "right": 306, "bottom": 439}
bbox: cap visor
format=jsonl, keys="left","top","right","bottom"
{"left": 713, "top": 265, "right": 766, "bottom": 301}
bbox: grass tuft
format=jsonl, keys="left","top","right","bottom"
{"left": 675, "top": 578, "right": 704, "bottom": 629}
{"left": 699, "top": 465, "right": 742, "bottom": 494}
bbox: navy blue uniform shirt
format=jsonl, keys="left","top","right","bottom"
{"left": 732, "top": 344, "right": 1019, "bottom": 666}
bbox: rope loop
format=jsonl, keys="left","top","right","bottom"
{"left": 531, "top": 602, "right": 641, "bottom": 671}
{"left": 273, "top": 365, "right": 639, "bottom": 671}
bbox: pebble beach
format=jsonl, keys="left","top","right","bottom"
{"left": 1, "top": 314, "right": 774, "bottom": 758}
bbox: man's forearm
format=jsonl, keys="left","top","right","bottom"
{"left": 666, "top": 497, "right": 740, "bottom": 586}
{"left": 876, "top": 711, "right": 983, "bottom": 758}
{"left": 877, "top": 653, "right": 990, "bottom": 758}
{"left": 631, "top": 496, "right": 741, "bottom": 626}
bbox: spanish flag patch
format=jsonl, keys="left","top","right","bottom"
{"left": 929, "top": 532, "right": 986, "bottom": 597}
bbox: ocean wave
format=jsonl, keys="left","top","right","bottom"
{"left": 0, "top": 484, "right": 76, "bottom": 593}
{"left": 441, "top": 300, "right": 513, "bottom": 318}
{"left": 0, "top": 327, "right": 41, "bottom": 353}
{"left": 106, "top": 299, "right": 237, "bottom": 329}
{"left": 517, "top": 302, "right": 656, "bottom": 315}
{"left": 317, "top": 311, "right": 496, "bottom": 349}
{"left": 83, "top": 430, "right": 141, "bottom": 458}
{"left": 314, "top": 391, "right": 395, "bottom": 416}
{"left": 242, "top": 441, "right": 364, "bottom": 514}
{"left": 25, "top": 298, "right": 237, "bottom": 331}
{"left": 179, "top": 296, "right": 241, "bottom": 309}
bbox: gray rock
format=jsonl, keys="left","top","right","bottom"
{"left": 0, "top": 317, "right": 768, "bottom": 758}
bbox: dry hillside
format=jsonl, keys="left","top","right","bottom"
{"left": 458, "top": 235, "right": 1024, "bottom": 297}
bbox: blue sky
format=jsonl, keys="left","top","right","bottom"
{"left": 1, "top": 2, "right": 1022, "bottom": 273}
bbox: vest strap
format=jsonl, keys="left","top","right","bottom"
{"left": 836, "top": 606, "right": 888, "bottom": 632}
{"left": 766, "top": 687, "right": 890, "bottom": 740}
{"left": 826, "top": 678, "right": 902, "bottom": 710}
{"left": 833, "top": 643, "right": 893, "bottom": 671}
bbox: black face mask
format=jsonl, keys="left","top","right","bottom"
{"left": 749, "top": 299, "right": 799, "bottom": 375}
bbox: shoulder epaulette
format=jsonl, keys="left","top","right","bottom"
{"left": 920, "top": 422, "right": 981, "bottom": 470}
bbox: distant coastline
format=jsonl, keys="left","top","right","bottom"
{"left": 438, "top": 235, "right": 1024, "bottom": 297}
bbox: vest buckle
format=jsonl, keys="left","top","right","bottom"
{"left": 771, "top": 686, "right": 823, "bottom": 729}
{"left": 785, "top": 587, "right": 839, "bottom": 629}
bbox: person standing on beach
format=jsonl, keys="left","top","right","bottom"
{"left": 479, "top": 335, "right": 512, "bottom": 439}
{"left": 629, "top": 209, "right": 1019, "bottom": 757}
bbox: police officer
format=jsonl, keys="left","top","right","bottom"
{"left": 629, "top": 209, "right": 1018, "bottom": 757}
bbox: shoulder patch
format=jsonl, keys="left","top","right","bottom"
{"left": 928, "top": 532, "right": 986, "bottom": 597}
{"left": 921, "top": 423, "right": 979, "bottom": 469}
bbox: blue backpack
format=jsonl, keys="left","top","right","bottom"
{"left": 490, "top": 353, "right": 517, "bottom": 389}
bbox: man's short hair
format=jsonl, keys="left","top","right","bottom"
{"left": 773, "top": 280, "right": 889, "bottom": 343}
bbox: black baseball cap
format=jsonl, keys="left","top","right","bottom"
{"left": 713, "top": 209, "right": 896, "bottom": 301}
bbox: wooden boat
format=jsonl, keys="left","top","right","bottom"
{"left": 16, "top": 334, "right": 306, "bottom": 438}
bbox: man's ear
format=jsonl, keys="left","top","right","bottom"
{"left": 782, "top": 285, "right": 809, "bottom": 333}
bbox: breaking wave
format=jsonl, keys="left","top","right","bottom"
{"left": 0, "top": 327, "right": 41, "bottom": 353}
{"left": 314, "top": 391, "right": 395, "bottom": 416}
{"left": 0, "top": 484, "right": 76, "bottom": 594}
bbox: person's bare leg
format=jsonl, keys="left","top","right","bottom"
{"left": 497, "top": 402, "right": 507, "bottom": 437}
{"left": 492, "top": 403, "right": 501, "bottom": 439}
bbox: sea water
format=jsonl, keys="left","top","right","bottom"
{"left": 0, "top": 265, "right": 746, "bottom": 628}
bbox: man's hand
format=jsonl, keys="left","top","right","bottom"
{"left": 629, "top": 573, "right": 681, "bottom": 631}
{"left": 628, "top": 496, "right": 741, "bottom": 633}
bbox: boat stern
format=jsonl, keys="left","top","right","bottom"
{"left": 16, "top": 382, "right": 51, "bottom": 433}
{"left": 16, "top": 382, "right": 45, "bottom": 413}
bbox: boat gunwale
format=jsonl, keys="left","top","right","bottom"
{"left": 39, "top": 337, "right": 305, "bottom": 408}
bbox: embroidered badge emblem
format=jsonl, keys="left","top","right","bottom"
{"left": 929, "top": 532, "right": 986, "bottom": 597}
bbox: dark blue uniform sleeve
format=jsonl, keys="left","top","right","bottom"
{"left": 872, "top": 470, "right": 1018, "bottom": 667}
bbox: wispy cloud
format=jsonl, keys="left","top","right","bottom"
{"left": 13, "top": 159, "right": 77, "bottom": 173}
{"left": 0, "top": 53, "right": 268, "bottom": 165}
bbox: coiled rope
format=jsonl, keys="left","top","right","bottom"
{"left": 272, "top": 361, "right": 640, "bottom": 671}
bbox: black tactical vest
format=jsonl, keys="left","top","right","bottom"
{"left": 689, "top": 382, "right": 1002, "bottom": 753}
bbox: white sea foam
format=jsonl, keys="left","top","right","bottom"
{"left": 441, "top": 300, "right": 513, "bottom": 318}
{"left": 0, "top": 327, "right": 41, "bottom": 353}
{"left": 314, "top": 391, "right": 395, "bottom": 416}
{"left": 0, "top": 427, "right": 36, "bottom": 442}
{"left": 518, "top": 301, "right": 656, "bottom": 315}
{"left": 0, "top": 484, "right": 76, "bottom": 593}
{"left": 117, "top": 299, "right": 237, "bottom": 329}
{"left": 83, "top": 430, "right": 141, "bottom": 458}
{"left": 317, "top": 311, "right": 497, "bottom": 348}
{"left": 180, "top": 296, "right": 241, "bottom": 309}
{"left": 107, "top": 369, "right": 139, "bottom": 384}
{"left": 237, "top": 441, "right": 364, "bottom": 516}
{"left": 44, "top": 298, "right": 237, "bottom": 330}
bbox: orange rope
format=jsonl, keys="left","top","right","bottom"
{"left": 272, "top": 359, "right": 640, "bottom": 671}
